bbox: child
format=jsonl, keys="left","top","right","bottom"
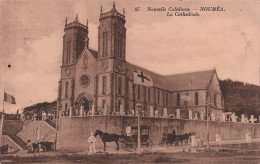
{"left": 87, "top": 131, "right": 96, "bottom": 154}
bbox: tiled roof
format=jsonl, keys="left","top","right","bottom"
{"left": 165, "top": 70, "right": 215, "bottom": 91}
{"left": 89, "top": 48, "right": 98, "bottom": 59}
{"left": 127, "top": 62, "right": 215, "bottom": 91}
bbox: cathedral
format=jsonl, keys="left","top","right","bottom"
{"left": 57, "top": 3, "right": 224, "bottom": 120}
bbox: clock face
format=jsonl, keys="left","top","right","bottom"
{"left": 101, "top": 61, "right": 109, "bottom": 71}
{"left": 116, "top": 62, "right": 125, "bottom": 72}
{"left": 80, "top": 74, "right": 90, "bottom": 87}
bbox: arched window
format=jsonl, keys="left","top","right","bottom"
{"left": 103, "top": 31, "right": 107, "bottom": 57}
{"left": 66, "top": 40, "right": 71, "bottom": 64}
{"left": 195, "top": 92, "right": 199, "bottom": 105}
{"left": 214, "top": 93, "right": 217, "bottom": 107}
{"left": 137, "top": 85, "right": 140, "bottom": 100}
{"left": 148, "top": 87, "right": 151, "bottom": 102}
{"left": 102, "top": 76, "right": 106, "bottom": 95}
{"left": 118, "top": 32, "right": 121, "bottom": 58}
{"left": 166, "top": 93, "right": 168, "bottom": 106}
{"left": 65, "top": 103, "right": 68, "bottom": 116}
{"left": 65, "top": 81, "right": 69, "bottom": 98}
{"left": 118, "top": 100, "right": 121, "bottom": 112}
{"left": 102, "top": 100, "right": 105, "bottom": 109}
{"left": 158, "top": 90, "right": 160, "bottom": 104}
{"left": 118, "top": 77, "right": 122, "bottom": 95}
{"left": 177, "top": 93, "right": 180, "bottom": 106}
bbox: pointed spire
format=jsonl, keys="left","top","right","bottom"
{"left": 65, "top": 17, "right": 67, "bottom": 25}
{"left": 86, "top": 19, "right": 88, "bottom": 29}
{"left": 84, "top": 36, "right": 89, "bottom": 48}
{"left": 100, "top": 6, "right": 103, "bottom": 14}
{"left": 123, "top": 8, "right": 125, "bottom": 16}
{"left": 113, "top": 1, "right": 115, "bottom": 9}
{"left": 74, "top": 14, "right": 79, "bottom": 22}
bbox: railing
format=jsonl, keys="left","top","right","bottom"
{"left": 2, "top": 130, "right": 27, "bottom": 149}
{"left": 45, "top": 119, "right": 56, "bottom": 129}
{"left": 65, "top": 22, "right": 87, "bottom": 29}
{"left": 100, "top": 10, "right": 125, "bottom": 20}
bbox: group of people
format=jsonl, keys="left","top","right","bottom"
{"left": 33, "top": 111, "right": 54, "bottom": 121}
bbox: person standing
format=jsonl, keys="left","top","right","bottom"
{"left": 87, "top": 131, "right": 96, "bottom": 154}
{"left": 126, "top": 124, "right": 131, "bottom": 137}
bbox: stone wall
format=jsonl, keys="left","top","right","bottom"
{"left": 1, "top": 135, "right": 22, "bottom": 152}
{"left": 57, "top": 116, "right": 260, "bottom": 151}
{"left": 3, "top": 120, "right": 23, "bottom": 135}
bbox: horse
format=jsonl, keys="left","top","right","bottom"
{"left": 179, "top": 132, "right": 192, "bottom": 145}
{"left": 94, "top": 130, "right": 124, "bottom": 152}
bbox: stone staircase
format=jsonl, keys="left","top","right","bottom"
{"left": 2, "top": 130, "right": 27, "bottom": 150}
{"left": 45, "top": 119, "right": 56, "bottom": 129}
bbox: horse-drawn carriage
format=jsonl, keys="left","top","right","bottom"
{"left": 121, "top": 125, "right": 153, "bottom": 152}
{"left": 159, "top": 132, "right": 191, "bottom": 147}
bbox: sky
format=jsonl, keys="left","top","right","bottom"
{"left": 0, "top": 0, "right": 259, "bottom": 113}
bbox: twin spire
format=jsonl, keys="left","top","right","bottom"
{"left": 65, "top": 2, "right": 125, "bottom": 26}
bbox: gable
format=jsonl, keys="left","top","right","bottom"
{"left": 75, "top": 48, "right": 97, "bottom": 66}
{"left": 208, "top": 72, "right": 221, "bottom": 94}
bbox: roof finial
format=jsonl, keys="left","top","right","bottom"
{"left": 65, "top": 17, "right": 67, "bottom": 25}
{"left": 113, "top": 1, "right": 115, "bottom": 9}
{"left": 86, "top": 19, "right": 88, "bottom": 26}
{"left": 100, "top": 6, "right": 103, "bottom": 14}
{"left": 123, "top": 8, "right": 125, "bottom": 16}
{"left": 74, "top": 14, "right": 79, "bottom": 22}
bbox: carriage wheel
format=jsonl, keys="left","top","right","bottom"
{"left": 159, "top": 140, "right": 165, "bottom": 147}
{"left": 165, "top": 140, "right": 171, "bottom": 148}
{"left": 142, "top": 138, "right": 153, "bottom": 151}
{"left": 127, "top": 142, "right": 137, "bottom": 152}
{"left": 121, "top": 142, "right": 127, "bottom": 151}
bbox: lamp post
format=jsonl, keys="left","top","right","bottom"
{"left": 206, "top": 95, "right": 210, "bottom": 148}
{"left": 136, "top": 103, "right": 142, "bottom": 154}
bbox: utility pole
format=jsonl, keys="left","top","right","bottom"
{"left": 206, "top": 95, "right": 210, "bottom": 148}
{"left": 55, "top": 102, "right": 62, "bottom": 151}
{"left": 136, "top": 103, "right": 142, "bottom": 154}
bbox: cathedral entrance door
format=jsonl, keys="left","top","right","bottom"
{"left": 79, "top": 97, "right": 90, "bottom": 115}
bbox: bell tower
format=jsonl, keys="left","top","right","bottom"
{"left": 58, "top": 15, "right": 89, "bottom": 114}
{"left": 62, "top": 15, "right": 89, "bottom": 66}
{"left": 96, "top": 2, "right": 127, "bottom": 114}
{"left": 98, "top": 2, "right": 126, "bottom": 61}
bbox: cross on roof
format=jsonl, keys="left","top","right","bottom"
{"left": 137, "top": 71, "right": 150, "bottom": 82}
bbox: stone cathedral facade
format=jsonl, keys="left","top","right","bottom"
{"left": 57, "top": 3, "right": 224, "bottom": 119}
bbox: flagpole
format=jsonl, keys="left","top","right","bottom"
{"left": 2, "top": 89, "right": 4, "bottom": 113}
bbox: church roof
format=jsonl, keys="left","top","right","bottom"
{"left": 127, "top": 61, "right": 216, "bottom": 91}
{"left": 89, "top": 48, "right": 98, "bottom": 59}
{"left": 165, "top": 69, "right": 216, "bottom": 91}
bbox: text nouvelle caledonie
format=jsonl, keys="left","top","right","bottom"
{"left": 147, "top": 6, "right": 225, "bottom": 16}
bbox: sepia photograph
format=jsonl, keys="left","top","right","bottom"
{"left": 0, "top": 0, "right": 260, "bottom": 163}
